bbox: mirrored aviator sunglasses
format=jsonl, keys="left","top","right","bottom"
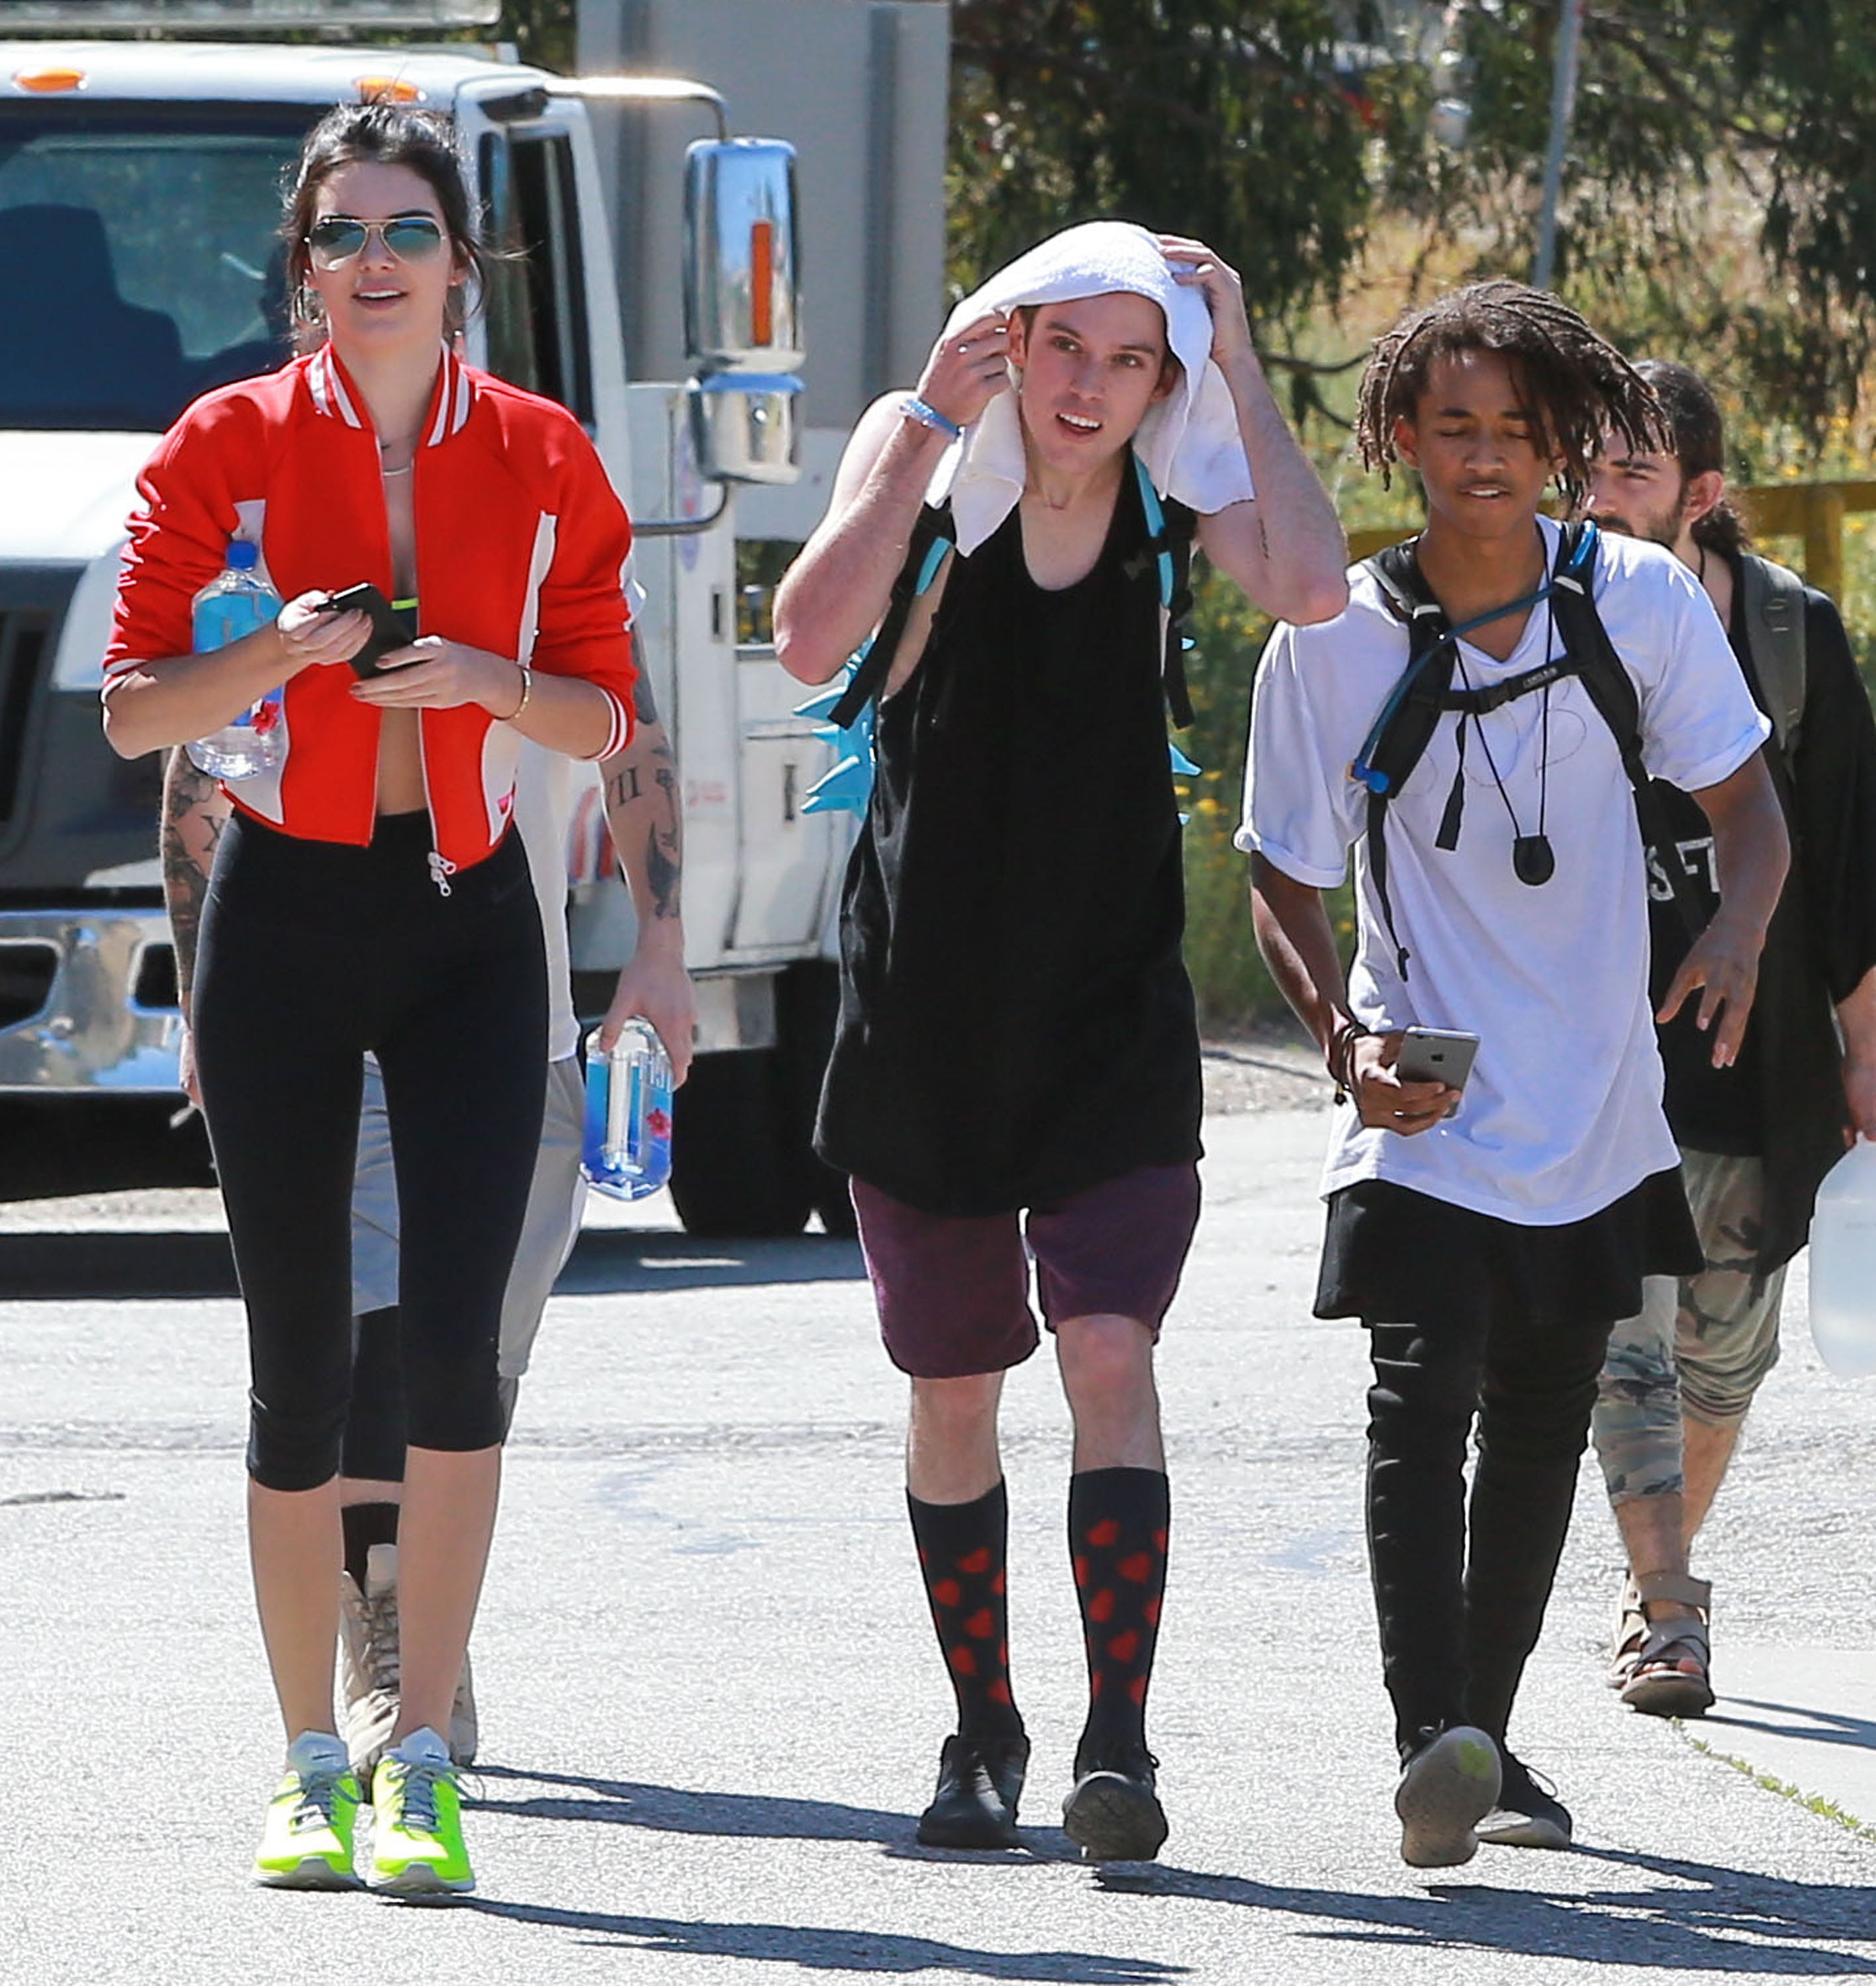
{"left": 306, "top": 214, "right": 447, "bottom": 268}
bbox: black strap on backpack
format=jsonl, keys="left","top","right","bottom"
{"left": 1736, "top": 552, "right": 1807, "bottom": 763}
{"left": 828, "top": 500, "right": 957, "bottom": 730}
{"left": 1355, "top": 520, "right": 1706, "bottom": 979}
{"left": 1129, "top": 454, "right": 1198, "bottom": 729}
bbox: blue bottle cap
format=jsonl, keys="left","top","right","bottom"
{"left": 227, "top": 540, "right": 259, "bottom": 570}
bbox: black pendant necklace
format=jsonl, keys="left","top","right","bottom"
{"left": 1452, "top": 598, "right": 1558, "bottom": 888}
{"left": 1513, "top": 832, "right": 1556, "bottom": 886}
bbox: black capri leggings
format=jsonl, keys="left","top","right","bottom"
{"left": 193, "top": 810, "right": 547, "bottom": 1491}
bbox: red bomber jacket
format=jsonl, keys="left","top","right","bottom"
{"left": 105, "top": 345, "right": 635, "bottom": 875}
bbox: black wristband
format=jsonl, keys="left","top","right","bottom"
{"left": 1327, "top": 1017, "right": 1372, "bottom": 1106}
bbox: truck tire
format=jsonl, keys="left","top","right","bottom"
{"left": 777, "top": 961, "right": 857, "bottom": 1237}
{"left": 667, "top": 1047, "right": 814, "bottom": 1237}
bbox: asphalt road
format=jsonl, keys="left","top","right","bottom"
{"left": 3, "top": 1103, "right": 1874, "bottom": 1985}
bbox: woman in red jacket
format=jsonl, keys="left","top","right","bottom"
{"left": 103, "top": 103, "right": 635, "bottom": 1896}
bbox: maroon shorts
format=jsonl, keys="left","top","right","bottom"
{"left": 849, "top": 1164, "right": 1202, "bottom": 1379}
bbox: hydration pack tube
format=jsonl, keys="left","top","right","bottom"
{"left": 1356, "top": 520, "right": 1707, "bottom": 978}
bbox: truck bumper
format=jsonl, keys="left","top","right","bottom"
{"left": 0, "top": 906, "right": 180, "bottom": 1094}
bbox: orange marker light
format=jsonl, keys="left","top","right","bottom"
{"left": 749, "top": 219, "right": 774, "bottom": 348}
{"left": 14, "top": 68, "right": 87, "bottom": 93}
{"left": 355, "top": 77, "right": 423, "bottom": 104}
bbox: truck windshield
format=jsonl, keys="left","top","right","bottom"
{"left": 0, "top": 100, "right": 318, "bottom": 433}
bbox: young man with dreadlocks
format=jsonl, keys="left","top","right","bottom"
{"left": 1238, "top": 283, "right": 1788, "bottom": 1866}
{"left": 1582, "top": 359, "right": 1876, "bottom": 1719}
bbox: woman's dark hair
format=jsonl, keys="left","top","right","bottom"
{"left": 282, "top": 101, "right": 486, "bottom": 349}
{"left": 1630, "top": 359, "right": 1751, "bottom": 557}
{"left": 1355, "top": 279, "right": 1661, "bottom": 512}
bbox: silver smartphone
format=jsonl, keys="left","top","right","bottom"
{"left": 1395, "top": 1026, "right": 1480, "bottom": 1091}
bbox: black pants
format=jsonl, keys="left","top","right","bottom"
{"left": 194, "top": 812, "right": 547, "bottom": 1491}
{"left": 1323, "top": 1174, "right": 1699, "bottom": 1758}
{"left": 1365, "top": 1307, "right": 1614, "bottom": 1756}
{"left": 340, "top": 1307, "right": 520, "bottom": 1486}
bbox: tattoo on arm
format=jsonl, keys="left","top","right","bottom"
{"left": 601, "top": 726, "right": 683, "bottom": 923}
{"left": 633, "top": 668, "right": 659, "bottom": 725}
{"left": 160, "top": 750, "right": 224, "bottom": 1006}
{"left": 647, "top": 763, "right": 680, "bottom": 920}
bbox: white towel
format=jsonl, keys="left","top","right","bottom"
{"left": 928, "top": 220, "right": 1256, "bottom": 554}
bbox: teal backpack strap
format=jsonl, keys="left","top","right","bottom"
{"left": 827, "top": 501, "right": 955, "bottom": 730}
{"left": 1133, "top": 452, "right": 1197, "bottom": 728}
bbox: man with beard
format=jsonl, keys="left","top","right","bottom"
{"left": 1583, "top": 359, "right": 1876, "bottom": 1718}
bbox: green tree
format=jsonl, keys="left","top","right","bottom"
{"left": 497, "top": 0, "right": 575, "bottom": 73}
{"left": 949, "top": 1, "right": 1384, "bottom": 320}
{"left": 1389, "top": 2, "right": 1876, "bottom": 440}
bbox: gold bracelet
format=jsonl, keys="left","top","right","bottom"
{"left": 506, "top": 662, "right": 532, "bottom": 722}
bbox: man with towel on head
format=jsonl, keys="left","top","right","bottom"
{"left": 775, "top": 222, "right": 1348, "bottom": 1860}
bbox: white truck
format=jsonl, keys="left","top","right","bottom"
{"left": 0, "top": 0, "right": 949, "bottom": 1232}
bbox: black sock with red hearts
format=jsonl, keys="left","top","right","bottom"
{"left": 907, "top": 1481, "right": 1023, "bottom": 1746}
{"left": 1070, "top": 1467, "right": 1170, "bottom": 1772}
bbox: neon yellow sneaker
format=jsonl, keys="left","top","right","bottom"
{"left": 253, "top": 1732, "right": 361, "bottom": 1889}
{"left": 369, "top": 1728, "right": 474, "bottom": 1895}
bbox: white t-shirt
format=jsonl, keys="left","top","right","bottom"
{"left": 509, "top": 738, "right": 599, "bottom": 1064}
{"left": 1237, "top": 519, "right": 1769, "bottom": 1224}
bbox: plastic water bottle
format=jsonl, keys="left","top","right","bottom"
{"left": 581, "top": 1018, "right": 675, "bottom": 1200}
{"left": 186, "top": 541, "right": 284, "bottom": 780}
{"left": 1806, "top": 1141, "right": 1876, "bottom": 1377}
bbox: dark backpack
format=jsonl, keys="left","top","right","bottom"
{"left": 1738, "top": 552, "right": 1807, "bottom": 763}
{"left": 1354, "top": 519, "right": 1707, "bottom": 978}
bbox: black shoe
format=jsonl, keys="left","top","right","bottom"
{"left": 916, "top": 1731, "right": 1029, "bottom": 1849}
{"left": 1475, "top": 1748, "right": 1573, "bottom": 1850}
{"left": 1394, "top": 1725, "right": 1499, "bottom": 1868}
{"left": 1062, "top": 1739, "right": 1168, "bottom": 1862}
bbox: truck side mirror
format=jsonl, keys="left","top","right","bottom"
{"left": 684, "top": 138, "right": 802, "bottom": 486}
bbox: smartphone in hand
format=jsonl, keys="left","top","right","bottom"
{"left": 1395, "top": 1026, "right": 1479, "bottom": 1092}
{"left": 322, "top": 583, "right": 416, "bottom": 677}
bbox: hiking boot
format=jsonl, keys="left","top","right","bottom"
{"left": 916, "top": 1730, "right": 1030, "bottom": 1848}
{"left": 252, "top": 1731, "right": 361, "bottom": 1889}
{"left": 368, "top": 1727, "right": 474, "bottom": 1895}
{"left": 1476, "top": 1748, "right": 1573, "bottom": 1850}
{"left": 339, "top": 1543, "right": 400, "bottom": 1794}
{"left": 1395, "top": 1725, "right": 1499, "bottom": 1869}
{"left": 449, "top": 1647, "right": 479, "bottom": 1767}
{"left": 340, "top": 1542, "right": 481, "bottom": 1781}
{"left": 1062, "top": 1739, "right": 1168, "bottom": 1862}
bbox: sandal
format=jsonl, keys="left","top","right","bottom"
{"left": 1607, "top": 1574, "right": 1646, "bottom": 1691}
{"left": 1618, "top": 1572, "right": 1714, "bottom": 1719}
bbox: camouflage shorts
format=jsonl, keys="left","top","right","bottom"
{"left": 1591, "top": 1149, "right": 1785, "bottom": 1505}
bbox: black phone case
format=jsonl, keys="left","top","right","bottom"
{"left": 328, "top": 584, "right": 417, "bottom": 677}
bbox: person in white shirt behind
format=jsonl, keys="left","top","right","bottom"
{"left": 1239, "top": 282, "right": 1787, "bottom": 1869}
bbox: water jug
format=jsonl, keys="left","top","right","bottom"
{"left": 186, "top": 541, "right": 285, "bottom": 780}
{"left": 581, "top": 1018, "right": 675, "bottom": 1200}
{"left": 1806, "top": 1139, "right": 1876, "bottom": 1377}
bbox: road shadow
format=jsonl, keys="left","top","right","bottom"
{"left": 469, "top": 1764, "right": 908, "bottom": 1842}
{"left": 469, "top": 1763, "right": 1082, "bottom": 1862}
{"left": 0, "top": 1227, "right": 864, "bottom": 1300}
{"left": 1090, "top": 1841, "right": 1876, "bottom": 1973}
{"left": 555, "top": 1230, "right": 866, "bottom": 1294}
{"left": 469, "top": 1769, "right": 1876, "bottom": 1971}
{"left": 1709, "top": 1695, "right": 1876, "bottom": 1754}
{"left": 465, "top": 1899, "right": 1184, "bottom": 1980}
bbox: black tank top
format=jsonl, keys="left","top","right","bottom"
{"left": 814, "top": 468, "right": 1203, "bottom": 1216}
